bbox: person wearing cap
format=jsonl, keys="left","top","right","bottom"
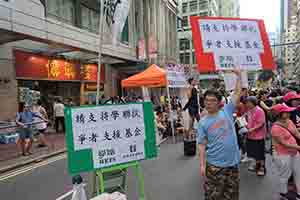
{"left": 271, "top": 104, "right": 300, "bottom": 200}
{"left": 283, "top": 91, "right": 300, "bottom": 128}
{"left": 245, "top": 96, "right": 267, "bottom": 176}
{"left": 197, "top": 70, "right": 241, "bottom": 200}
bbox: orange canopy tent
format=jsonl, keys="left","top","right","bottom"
{"left": 121, "top": 64, "right": 167, "bottom": 88}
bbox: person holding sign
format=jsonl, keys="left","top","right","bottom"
{"left": 197, "top": 70, "right": 241, "bottom": 200}
{"left": 183, "top": 78, "right": 200, "bottom": 139}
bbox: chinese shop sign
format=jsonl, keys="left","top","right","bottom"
{"left": 64, "top": 102, "right": 157, "bottom": 174}
{"left": 81, "top": 64, "right": 105, "bottom": 82}
{"left": 190, "top": 17, "right": 275, "bottom": 72}
{"left": 14, "top": 50, "right": 105, "bottom": 82}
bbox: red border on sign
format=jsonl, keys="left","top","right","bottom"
{"left": 190, "top": 16, "right": 275, "bottom": 73}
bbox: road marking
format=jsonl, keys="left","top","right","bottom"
{"left": 55, "top": 190, "right": 74, "bottom": 200}
{"left": 55, "top": 184, "right": 86, "bottom": 200}
{"left": 0, "top": 154, "right": 66, "bottom": 181}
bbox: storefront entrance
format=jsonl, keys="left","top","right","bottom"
{"left": 18, "top": 79, "right": 81, "bottom": 118}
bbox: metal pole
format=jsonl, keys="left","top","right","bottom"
{"left": 96, "top": 0, "right": 106, "bottom": 105}
{"left": 88, "top": 1, "right": 106, "bottom": 198}
{"left": 166, "top": 85, "right": 176, "bottom": 144}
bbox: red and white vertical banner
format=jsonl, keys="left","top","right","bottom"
{"left": 138, "top": 39, "right": 146, "bottom": 60}
{"left": 190, "top": 17, "right": 275, "bottom": 73}
{"left": 149, "top": 35, "right": 158, "bottom": 59}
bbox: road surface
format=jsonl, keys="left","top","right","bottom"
{"left": 0, "top": 141, "right": 278, "bottom": 200}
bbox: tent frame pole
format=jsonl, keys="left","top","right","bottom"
{"left": 166, "top": 86, "right": 176, "bottom": 144}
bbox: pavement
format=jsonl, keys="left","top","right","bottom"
{"left": 0, "top": 133, "right": 66, "bottom": 172}
{"left": 0, "top": 139, "right": 280, "bottom": 200}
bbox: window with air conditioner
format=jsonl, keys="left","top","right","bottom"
{"left": 180, "top": 39, "right": 190, "bottom": 50}
{"left": 81, "top": 5, "right": 100, "bottom": 33}
{"left": 199, "top": 12, "right": 208, "bottom": 16}
{"left": 182, "top": 2, "right": 188, "bottom": 13}
{"left": 190, "top": 1, "right": 198, "bottom": 12}
{"left": 180, "top": 52, "right": 190, "bottom": 64}
{"left": 199, "top": 0, "right": 208, "bottom": 10}
{"left": 182, "top": 16, "right": 188, "bottom": 27}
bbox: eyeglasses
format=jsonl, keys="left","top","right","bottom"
{"left": 204, "top": 98, "right": 218, "bottom": 103}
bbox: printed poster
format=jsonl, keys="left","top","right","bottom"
{"left": 190, "top": 17, "right": 275, "bottom": 72}
{"left": 71, "top": 104, "right": 145, "bottom": 168}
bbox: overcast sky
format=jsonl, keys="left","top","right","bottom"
{"left": 240, "top": 0, "right": 280, "bottom": 33}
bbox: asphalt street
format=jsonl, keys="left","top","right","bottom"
{"left": 0, "top": 141, "right": 279, "bottom": 200}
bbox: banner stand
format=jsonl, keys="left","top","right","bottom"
{"left": 95, "top": 161, "right": 145, "bottom": 200}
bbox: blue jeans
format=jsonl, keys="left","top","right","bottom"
{"left": 18, "top": 128, "right": 33, "bottom": 140}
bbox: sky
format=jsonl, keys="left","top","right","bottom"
{"left": 240, "top": 0, "right": 280, "bottom": 33}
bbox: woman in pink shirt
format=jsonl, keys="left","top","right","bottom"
{"left": 245, "top": 96, "right": 267, "bottom": 176}
{"left": 271, "top": 104, "right": 300, "bottom": 200}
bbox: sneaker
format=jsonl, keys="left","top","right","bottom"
{"left": 248, "top": 163, "right": 256, "bottom": 172}
{"left": 241, "top": 156, "right": 249, "bottom": 163}
{"left": 296, "top": 194, "right": 300, "bottom": 200}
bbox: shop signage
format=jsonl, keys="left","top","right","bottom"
{"left": 65, "top": 102, "right": 157, "bottom": 174}
{"left": 81, "top": 64, "right": 105, "bottom": 82}
{"left": 190, "top": 17, "right": 275, "bottom": 72}
{"left": 84, "top": 83, "right": 104, "bottom": 91}
{"left": 14, "top": 50, "right": 105, "bottom": 82}
{"left": 149, "top": 35, "right": 158, "bottom": 59}
{"left": 138, "top": 39, "right": 146, "bottom": 60}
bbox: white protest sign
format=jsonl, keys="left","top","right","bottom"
{"left": 199, "top": 20, "right": 264, "bottom": 70}
{"left": 71, "top": 104, "right": 145, "bottom": 168}
{"left": 223, "top": 71, "right": 248, "bottom": 91}
{"left": 166, "top": 63, "right": 189, "bottom": 88}
{"left": 189, "top": 16, "right": 277, "bottom": 72}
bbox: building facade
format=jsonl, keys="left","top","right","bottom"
{"left": 293, "top": 0, "right": 300, "bottom": 80}
{"left": 218, "top": 0, "right": 240, "bottom": 17}
{"left": 178, "top": 0, "right": 219, "bottom": 66}
{"left": 0, "top": 0, "right": 178, "bottom": 120}
{"left": 279, "top": 0, "right": 298, "bottom": 79}
{"left": 280, "top": 0, "right": 297, "bottom": 32}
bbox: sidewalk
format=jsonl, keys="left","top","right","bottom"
{"left": 0, "top": 132, "right": 66, "bottom": 172}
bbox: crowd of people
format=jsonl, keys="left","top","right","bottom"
{"left": 12, "top": 76, "right": 300, "bottom": 199}
{"left": 195, "top": 70, "right": 300, "bottom": 200}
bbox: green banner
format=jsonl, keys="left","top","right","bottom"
{"left": 64, "top": 102, "right": 157, "bottom": 175}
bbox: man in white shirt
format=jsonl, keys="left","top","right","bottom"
{"left": 54, "top": 99, "right": 65, "bottom": 133}
{"left": 33, "top": 100, "right": 49, "bottom": 147}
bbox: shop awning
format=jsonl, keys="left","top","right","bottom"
{"left": 121, "top": 64, "right": 167, "bottom": 88}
